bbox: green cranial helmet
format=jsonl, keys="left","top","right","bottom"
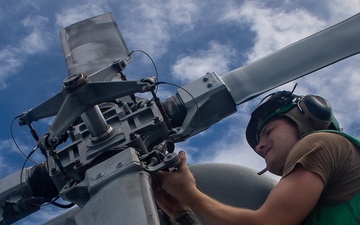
{"left": 245, "top": 90, "right": 341, "bottom": 150}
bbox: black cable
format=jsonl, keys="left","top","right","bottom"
{"left": 291, "top": 83, "right": 298, "bottom": 94}
{"left": 129, "top": 50, "right": 159, "bottom": 78}
{"left": 129, "top": 50, "right": 160, "bottom": 92}
{"left": 50, "top": 201, "right": 75, "bottom": 209}
{"left": 10, "top": 116, "right": 37, "bottom": 164}
{"left": 155, "top": 81, "right": 200, "bottom": 139}
{"left": 45, "top": 195, "right": 75, "bottom": 209}
{"left": 19, "top": 145, "right": 38, "bottom": 201}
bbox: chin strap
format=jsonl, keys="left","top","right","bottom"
{"left": 257, "top": 168, "right": 267, "bottom": 175}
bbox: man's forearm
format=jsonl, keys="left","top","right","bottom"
{"left": 174, "top": 210, "right": 201, "bottom": 225}
{"left": 185, "top": 189, "right": 257, "bottom": 225}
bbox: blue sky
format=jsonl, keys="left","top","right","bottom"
{"left": 1, "top": 0, "right": 360, "bottom": 224}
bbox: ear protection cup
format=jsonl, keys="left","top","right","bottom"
{"left": 301, "top": 95, "right": 333, "bottom": 122}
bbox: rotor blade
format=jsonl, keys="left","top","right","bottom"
{"left": 60, "top": 13, "right": 130, "bottom": 77}
{"left": 222, "top": 13, "right": 360, "bottom": 105}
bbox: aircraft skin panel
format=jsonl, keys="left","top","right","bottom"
{"left": 42, "top": 163, "right": 275, "bottom": 225}
{"left": 189, "top": 163, "right": 275, "bottom": 210}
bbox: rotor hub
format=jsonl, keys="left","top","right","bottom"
{"left": 63, "top": 73, "right": 89, "bottom": 91}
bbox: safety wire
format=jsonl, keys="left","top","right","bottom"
{"left": 155, "top": 81, "right": 200, "bottom": 140}
{"left": 12, "top": 114, "right": 73, "bottom": 208}
{"left": 128, "top": 50, "right": 201, "bottom": 139}
{"left": 10, "top": 114, "right": 46, "bottom": 206}
{"left": 10, "top": 116, "right": 37, "bottom": 164}
{"left": 128, "top": 49, "right": 159, "bottom": 93}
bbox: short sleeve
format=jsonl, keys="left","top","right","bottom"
{"left": 282, "top": 132, "right": 353, "bottom": 187}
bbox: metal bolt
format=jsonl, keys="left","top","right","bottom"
{"left": 153, "top": 116, "right": 160, "bottom": 123}
{"left": 74, "top": 159, "right": 82, "bottom": 168}
{"left": 207, "top": 83, "right": 213, "bottom": 88}
{"left": 96, "top": 172, "right": 105, "bottom": 179}
{"left": 146, "top": 100, "right": 153, "bottom": 106}
{"left": 50, "top": 167, "right": 58, "bottom": 175}
{"left": 203, "top": 77, "right": 209, "bottom": 82}
{"left": 129, "top": 132, "right": 136, "bottom": 140}
{"left": 164, "top": 153, "right": 175, "bottom": 163}
{"left": 51, "top": 137, "right": 58, "bottom": 144}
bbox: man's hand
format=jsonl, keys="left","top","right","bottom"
{"left": 155, "top": 151, "right": 198, "bottom": 203}
{"left": 152, "top": 151, "right": 198, "bottom": 217}
{"left": 152, "top": 180, "right": 192, "bottom": 219}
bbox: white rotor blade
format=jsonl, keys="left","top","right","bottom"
{"left": 222, "top": 13, "right": 360, "bottom": 105}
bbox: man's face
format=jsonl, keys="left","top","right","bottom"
{"left": 255, "top": 117, "right": 299, "bottom": 176}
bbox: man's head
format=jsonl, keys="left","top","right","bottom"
{"left": 246, "top": 90, "right": 341, "bottom": 151}
{"left": 246, "top": 90, "right": 341, "bottom": 175}
{"left": 255, "top": 117, "right": 299, "bottom": 175}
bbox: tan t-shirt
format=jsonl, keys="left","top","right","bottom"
{"left": 282, "top": 132, "right": 360, "bottom": 206}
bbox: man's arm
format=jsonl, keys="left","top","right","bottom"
{"left": 156, "top": 151, "right": 324, "bottom": 225}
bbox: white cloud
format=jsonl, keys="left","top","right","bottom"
{"left": 55, "top": 2, "right": 106, "bottom": 28}
{"left": 0, "top": 8, "right": 4, "bottom": 21}
{"left": 119, "top": 0, "right": 199, "bottom": 59}
{"left": 221, "top": 2, "right": 326, "bottom": 62}
{"left": 166, "top": 1, "right": 198, "bottom": 26}
{"left": 171, "top": 41, "right": 236, "bottom": 82}
{"left": 0, "top": 15, "right": 52, "bottom": 89}
{"left": 0, "top": 139, "right": 23, "bottom": 153}
{"left": 134, "top": 0, "right": 198, "bottom": 27}
{"left": 20, "top": 15, "right": 51, "bottom": 54}
{"left": 0, "top": 138, "right": 38, "bottom": 162}
{"left": 0, "top": 156, "right": 6, "bottom": 178}
{"left": 204, "top": 132, "right": 258, "bottom": 161}
{"left": 21, "top": 31, "right": 47, "bottom": 54}
{"left": 0, "top": 48, "right": 23, "bottom": 88}
{"left": 327, "top": 0, "right": 360, "bottom": 22}
{"left": 53, "top": 0, "right": 199, "bottom": 68}
{"left": 0, "top": 138, "right": 33, "bottom": 177}
{"left": 22, "top": 14, "right": 48, "bottom": 29}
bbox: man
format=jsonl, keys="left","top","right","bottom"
{"left": 153, "top": 90, "right": 360, "bottom": 225}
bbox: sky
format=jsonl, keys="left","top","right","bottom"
{"left": 1, "top": 0, "right": 360, "bottom": 224}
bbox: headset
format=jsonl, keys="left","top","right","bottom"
{"left": 246, "top": 90, "right": 342, "bottom": 151}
